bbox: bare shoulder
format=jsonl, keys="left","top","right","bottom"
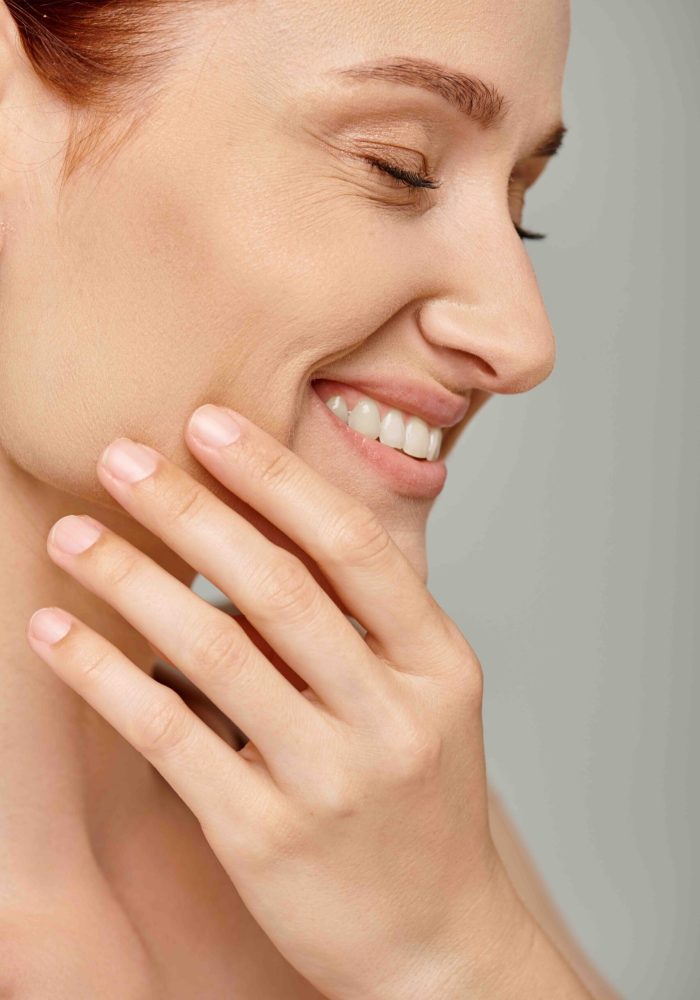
{"left": 488, "top": 786, "right": 625, "bottom": 1000}
{"left": 0, "top": 904, "right": 158, "bottom": 1000}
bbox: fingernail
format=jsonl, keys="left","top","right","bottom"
{"left": 188, "top": 405, "right": 241, "bottom": 447}
{"left": 49, "top": 515, "right": 103, "bottom": 555}
{"left": 100, "top": 439, "right": 159, "bottom": 483}
{"left": 28, "top": 607, "right": 73, "bottom": 645}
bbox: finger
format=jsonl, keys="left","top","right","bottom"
{"left": 45, "top": 514, "right": 332, "bottom": 776}
{"left": 184, "top": 404, "right": 456, "bottom": 673}
{"left": 94, "top": 438, "right": 390, "bottom": 721}
{"left": 25, "top": 605, "right": 276, "bottom": 835}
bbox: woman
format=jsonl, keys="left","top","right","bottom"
{"left": 1, "top": 0, "right": 621, "bottom": 997}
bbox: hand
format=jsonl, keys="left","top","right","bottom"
{"left": 26, "top": 403, "right": 533, "bottom": 1000}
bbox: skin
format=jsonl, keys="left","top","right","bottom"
{"left": 0, "top": 1, "right": 621, "bottom": 998}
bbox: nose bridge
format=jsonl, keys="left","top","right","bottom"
{"left": 419, "top": 215, "right": 557, "bottom": 394}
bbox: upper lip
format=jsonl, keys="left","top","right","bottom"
{"left": 312, "top": 375, "right": 472, "bottom": 429}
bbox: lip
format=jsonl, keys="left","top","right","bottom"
{"left": 309, "top": 381, "right": 448, "bottom": 500}
{"left": 311, "top": 375, "right": 471, "bottom": 429}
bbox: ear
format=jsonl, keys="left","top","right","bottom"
{"left": 0, "top": 3, "right": 72, "bottom": 244}
{"left": 0, "top": 2, "right": 23, "bottom": 98}
{"left": 0, "top": 2, "right": 64, "bottom": 112}
{"left": 0, "top": 2, "right": 22, "bottom": 253}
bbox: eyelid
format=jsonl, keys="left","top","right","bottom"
{"left": 313, "top": 129, "right": 431, "bottom": 190}
{"left": 350, "top": 136, "right": 432, "bottom": 172}
{"left": 365, "top": 156, "right": 441, "bottom": 189}
{"left": 314, "top": 105, "right": 440, "bottom": 150}
{"left": 323, "top": 129, "right": 547, "bottom": 235}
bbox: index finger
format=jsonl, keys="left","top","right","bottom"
{"left": 185, "top": 405, "right": 455, "bottom": 673}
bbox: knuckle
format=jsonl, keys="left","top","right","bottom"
{"left": 188, "top": 617, "right": 248, "bottom": 684}
{"left": 79, "top": 643, "right": 114, "bottom": 685}
{"left": 404, "top": 726, "right": 444, "bottom": 769}
{"left": 169, "top": 480, "right": 208, "bottom": 528}
{"left": 463, "top": 657, "right": 484, "bottom": 706}
{"left": 426, "top": 612, "right": 481, "bottom": 680}
{"left": 446, "top": 661, "right": 484, "bottom": 721}
{"left": 439, "top": 610, "right": 470, "bottom": 651}
{"left": 240, "top": 811, "right": 305, "bottom": 869}
{"left": 328, "top": 504, "right": 391, "bottom": 567}
{"left": 101, "top": 545, "right": 141, "bottom": 589}
{"left": 313, "top": 772, "right": 359, "bottom": 820}
{"left": 436, "top": 621, "right": 484, "bottom": 700}
{"left": 390, "top": 731, "right": 444, "bottom": 782}
{"left": 253, "top": 554, "right": 317, "bottom": 621}
{"left": 257, "top": 449, "right": 298, "bottom": 491}
{"left": 215, "top": 788, "right": 304, "bottom": 872}
{"left": 382, "top": 710, "right": 444, "bottom": 780}
{"left": 132, "top": 689, "right": 192, "bottom": 756}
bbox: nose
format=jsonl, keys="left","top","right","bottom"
{"left": 417, "top": 207, "right": 557, "bottom": 395}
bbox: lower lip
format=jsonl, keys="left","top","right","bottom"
{"left": 309, "top": 381, "right": 448, "bottom": 499}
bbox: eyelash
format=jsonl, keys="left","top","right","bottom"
{"left": 364, "top": 156, "right": 548, "bottom": 241}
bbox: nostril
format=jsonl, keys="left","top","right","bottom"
{"left": 463, "top": 353, "right": 498, "bottom": 380}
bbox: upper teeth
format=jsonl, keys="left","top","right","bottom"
{"left": 324, "top": 393, "right": 443, "bottom": 461}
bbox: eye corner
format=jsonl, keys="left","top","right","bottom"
{"left": 514, "top": 222, "right": 548, "bottom": 241}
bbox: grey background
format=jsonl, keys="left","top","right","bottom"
{"left": 195, "top": 3, "right": 699, "bottom": 998}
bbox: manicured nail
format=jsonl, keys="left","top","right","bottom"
{"left": 100, "top": 439, "right": 159, "bottom": 483}
{"left": 28, "top": 607, "right": 73, "bottom": 645}
{"left": 188, "top": 405, "right": 241, "bottom": 447}
{"left": 49, "top": 515, "right": 103, "bottom": 555}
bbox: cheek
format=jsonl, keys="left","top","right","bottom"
{"left": 0, "top": 117, "right": 419, "bottom": 497}
{"left": 129, "top": 139, "right": 419, "bottom": 427}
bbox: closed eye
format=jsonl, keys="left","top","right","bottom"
{"left": 514, "top": 223, "right": 546, "bottom": 240}
{"left": 364, "top": 156, "right": 441, "bottom": 190}
{"left": 365, "top": 156, "right": 547, "bottom": 240}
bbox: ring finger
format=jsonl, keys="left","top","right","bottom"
{"left": 45, "top": 513, "right": 335, "bottom": 778}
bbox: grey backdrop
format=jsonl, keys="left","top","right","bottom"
{"left": 194, "top": 3, "right": 699, "bottom": 997}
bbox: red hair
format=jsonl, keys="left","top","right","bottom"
{"left": 5, "top": 1, "right": 203, "bottom": 184}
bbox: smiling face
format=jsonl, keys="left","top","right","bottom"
{"left": 0, "top": 0, "right": 570, "bottom": 581}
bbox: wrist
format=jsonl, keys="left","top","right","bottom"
{"left": 502, "top": 922, "right": 596, "bottom": 1000}
{"left": 436, "top": 887, "right": 596, "bottom": 1000}
{"left": 382, "top": 858, "right": 594, "bottom": 1000}
{"left": 437, "top": 861, "right": 542, "bottom": 999}
{"left": 374, "top": 856, "right": 532, "bottom": 1000}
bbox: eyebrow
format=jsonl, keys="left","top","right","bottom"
{"left": 329, "top": 56, "right": 567, "bottom": 159}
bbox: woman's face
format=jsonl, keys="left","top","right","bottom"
{"left": 0, "top": 0, "right": 569, "bottom": 582}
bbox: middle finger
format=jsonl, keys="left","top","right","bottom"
{"left": 94, "top": 437, "right": 389, "bottom": 722}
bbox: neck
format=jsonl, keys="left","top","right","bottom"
{"left": 0, "top": 446, "right": 197, "bottom": 898}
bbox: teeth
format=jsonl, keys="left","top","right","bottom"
{"left": 348, "top": 397, "right": 381, "bottom": 439}
{"left": 403, "top": 415, "right": 430, "bottom": 459}
{"left": 324, "top": 393, "right": 443, "bottom": 461}
{"left": 326, "top": 394, "right": 349, "bottom": 423}
{"left": 379, "top": 408, "right": 405, "bottom": 448}
{"left": 426, "top": 427, "right": 442, "bottom": 461}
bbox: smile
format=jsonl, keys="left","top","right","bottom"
{"left": 310, "top": 380, "right": 450, "bottom": 500}
{"left": 316, "top": 385, "right": 444, "bottom": 462}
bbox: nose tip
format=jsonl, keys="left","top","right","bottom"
{"left": 494, "top": 325, "right": 557, "bottom": 394}
{"left": 418, "top": 297, "right": 557, "bottom": 395}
